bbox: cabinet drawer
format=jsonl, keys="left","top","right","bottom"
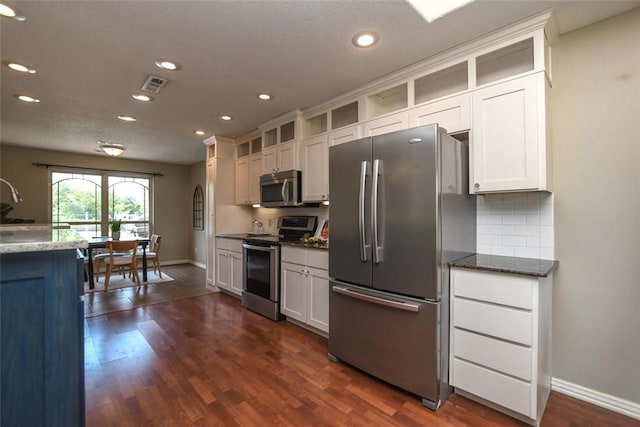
{"left": 453, "top": 328, "right": 532, "bottom": 381}
{"left": 281, "top": 246, "right": 328, "bottom": 270}
{"left": 452, "top": 268, "right": 534, "bottom": 309}
{"left": 307, "top": 249, "right": 328, "bottom": 270}
{"left": 453, "top": 358, "right": 532, "bottom": 417}
{"left": 453, "top": 298, "right": 532, "bottom": 345}
{"left": 281, "top": 246, "right": 306, "bottom": 265}
{"left": 217, "top": 238, "right": 242, "bottom": 252}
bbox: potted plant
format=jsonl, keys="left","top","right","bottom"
{"left": 109, "top": 219, "right": 122, "bottom": 240}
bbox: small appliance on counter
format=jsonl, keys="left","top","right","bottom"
{"left": 241, "top": 216, "right": 317, "bottom": 321}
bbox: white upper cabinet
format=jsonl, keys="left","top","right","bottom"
{"left": 302, "top": 134, "right": 329, "bottom": 202}
{"left": 470, "top": 72, "right": 550, "bottom": 193}
{"left": 234, "top": 157, "right": 249, "bottom": 205}
{"left": 259, "top": 111, "right": 302, "bottom": 174}
{"left": 362, "top": 112, "right": 409, "bottom": 137}
{"left": 408, "top": 94, "right": 470, "bottom": 134}
{"left": 234, "top": 134, "right": 262, "bottom": 205}
{"left": 329, "top": 124, "right": 361, "bottom": 147}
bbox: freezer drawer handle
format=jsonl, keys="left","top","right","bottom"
{"left": 332, "top": 286, "right": 421, "bottom": 312}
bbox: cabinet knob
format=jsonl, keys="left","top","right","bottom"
{"left": 299, "top": 268, "right": 305, "bottom": 274}
{"left": 474, "top": 183, "right": 480, "bottom": 189}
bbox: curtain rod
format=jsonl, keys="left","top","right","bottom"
{"left": 32, "top": 162, "right": 164, "bottom": 177}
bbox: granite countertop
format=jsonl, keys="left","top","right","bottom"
{"left": 280, "top": 241, "right": 329, "bottom": 250}
{"left": 0, "top": 225, "right": 87, "bottom": 254}
{"left": 216, "top": 233, "right": 250, "bottom": 240}
{"left": 450, "top": 254, "right": 558, "bottom": 277}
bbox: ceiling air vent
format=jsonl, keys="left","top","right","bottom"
{"left": 141, "top": 75, "right": 168, "bottom": 93}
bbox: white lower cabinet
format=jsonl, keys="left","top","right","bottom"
{"left": 280, "top": 246, "right": 329, "bottom": 334}
{"left": 216, "top": 238, "right": 243, "bottom": 297}
{"left": 450, "top": 267, "right": 552, "bottom": 426}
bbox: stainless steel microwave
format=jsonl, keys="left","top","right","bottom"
{"left": 260, "top": 170, "right": 302, "bottom": 208}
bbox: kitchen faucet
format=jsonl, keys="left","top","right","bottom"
{"left": 0, "top": 178, "right": 23, "bottom": 203}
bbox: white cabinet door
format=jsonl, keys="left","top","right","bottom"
{"left": 261, "top": 147, "right": 278, "bottom": 175}
{"left": 362, "top": 112, "right": 409, "bottom": 137}
{"left": 329, "top": 124, "right": 361, "bottom": 147}
{"left": 278, "top": 142, "right": 297, "bottom": 172}
{"left": 281, "top": 261, "right": 307, "bottom": 323}
{"left": 235, "top": 158, "right": 249, "bottom": 205}
{"left": 216, "top": 249, "right": 231, "bottom": 290}
{"left": 471, "top": 74, "right": 544, "bottom": 193}
{"left": 230, "top": 251, "right": 243, "bottom": 296}
{"left": 248, "top": 155, "right": 262, "bottom": 204}
{"left": 306, "top": 266, "right": 329, "bottom": 333}
{"left": 302, "top": 135, "right": 329, "bottom": 202}
{"left": 409, "top": 94, "right": 470, "bottom": 133}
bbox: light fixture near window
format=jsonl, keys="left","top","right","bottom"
{"left": 97, "top": 141, "right": 125, "bottom": 157}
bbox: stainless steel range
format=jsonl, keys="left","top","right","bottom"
{"left": 241, "top": 216, "right": 317, "bottom": 321}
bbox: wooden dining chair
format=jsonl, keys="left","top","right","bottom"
{"left": 103, "top": 240, "right": 139, "bottom": 291}
{"left": 135, "top": 234, "right": 162, "bottom": 278}
{"left": 146, "top": 235, "right": 162, "bottom": 278}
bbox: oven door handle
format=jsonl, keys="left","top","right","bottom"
{"left": 243, "top": 243, "right": 277, "bottom": 252}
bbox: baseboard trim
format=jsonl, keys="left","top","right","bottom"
{"left": 189, "top": 261, "right": 206, "bottom": 269}
{"left": 159, "top": 259, "right": 191, "bottom": 266}
{"left": 552, "top": 377, "right": 640, "bottom": 420}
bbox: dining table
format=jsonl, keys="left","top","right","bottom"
{"left": 86, "top": 237, "right": 149, "bottom": 290}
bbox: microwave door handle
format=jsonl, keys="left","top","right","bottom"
{"left": 281, "top": 178, "right": 288, "bottom": 204}
{"left": 359, "top": 161, "right": 370, "bottom": 262}
{"left": 372, "top": 159, "right": 383, "bottom": 264}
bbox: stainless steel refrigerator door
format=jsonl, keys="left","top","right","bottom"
{"left": 328, "top": 281, "right": 442, "bottom": 407}
{"left": 329, "top": 137, "right": 373, "bottom": 288}
{"left": 371, "top": 125, "right": 439, "bottom": 299}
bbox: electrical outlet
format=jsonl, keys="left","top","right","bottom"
{"left": 268, "top": 218, "right": 273, "bottom": 227}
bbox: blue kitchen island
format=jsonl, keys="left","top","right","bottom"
{"left": 0, "top": 225, "right": 87, "bottom": 427}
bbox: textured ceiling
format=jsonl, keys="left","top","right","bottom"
{"left": 1, "top": 1, "right": 638, "bottom": 165}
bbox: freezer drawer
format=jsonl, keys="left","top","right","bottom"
{"left": 328, "top": 281, "right": 443, "bottom": 407}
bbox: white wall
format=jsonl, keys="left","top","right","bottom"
{"left": 551, "top": 9, "right": 640, "bottom": 403}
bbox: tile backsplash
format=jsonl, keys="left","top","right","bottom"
{"left": 477, "top": 192, "right": 554, "bottom": 260}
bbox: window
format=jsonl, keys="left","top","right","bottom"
{"left": 51, "top": 171, "right": 152, "bottom": 239}
{"left": 193, "top": 185, "right": 204, "bottom": 229}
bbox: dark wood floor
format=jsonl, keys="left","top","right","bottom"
{"left": 84, "top": 264, "right": 639, "bottom": 426}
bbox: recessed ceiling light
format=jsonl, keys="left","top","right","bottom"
{"left": 117, "top": 115, "right": 137, "bottom": 122}
{"left": 132, "top": 93, "right": 152, "bottom": 102}
{"left": 97, "top": 141, "right": 125, "bottom": 157}
{"left": 258, "top": 93, "right": 272, "bottom": 100}
{"left": 220, "top": 115, "right": 233, "bottom": 121}
{"left": 155, "top": 59, "right": 180, "bottom": 71}
{"left": 6, "top": 62, "right": 36, "bottom": 73}
{"left": 15, "top": 94, "right": 40, "bottom": 103}
{"left": 0, "top": 3, "right": 25, "bottom": 20}
{"left": 352, "top": 31, "right": 379, "bottom": 48}
{"left": 194, "top": 130, "right": 206, "bottom": 136}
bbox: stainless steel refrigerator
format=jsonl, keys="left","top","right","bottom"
{"left": 328, "top": 123, "right": 476, "bottom": 409}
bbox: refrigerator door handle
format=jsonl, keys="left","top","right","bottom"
{"left": 372, "top": 159, "right": 384, "bottom": 264}
{"left": 359, "top": 161, "right": 370, "bottom": 262}
{"left": 332, "top": 285, "right": 421, "bottom": 312}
